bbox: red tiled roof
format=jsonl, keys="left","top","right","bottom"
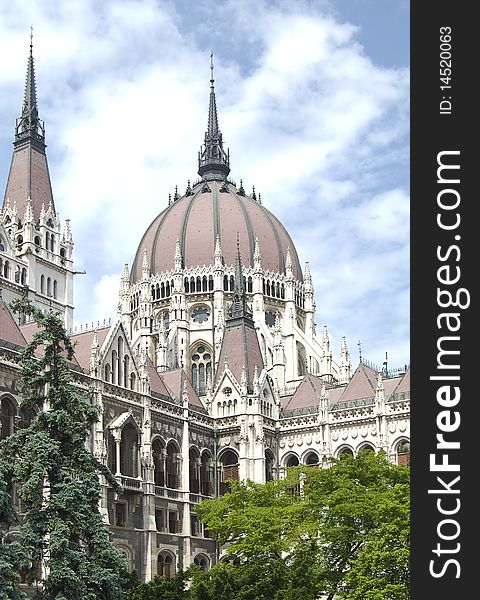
{"left": 3, "top": 144, "right": 55, "bottom": 222}
{"left": 0, "top": 301, "right": 27, "bottom": 347}
{"left": 284, "top": 374, "right": 325, "bottom": 410}
{"left": 336, "top": 364, "right": 378, "bottom": 403}
{"left": 214, "top": 318, "right": 264, "bottom": 390}
{"left": 160, "top": 368, "right": 203, "bottom": 407}
{"left": 70, "top": 327, "right": 110, "bottom": 371}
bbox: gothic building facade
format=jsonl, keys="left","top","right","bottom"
{"left": 0, "top": 47, "right": 410, "bottom": 581}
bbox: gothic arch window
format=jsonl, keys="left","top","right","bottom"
{"left": 129, "top": 372, "right": 136, "bottom": 391}
{"left": 184, "top": 278, "right": 189, "bottom": 293}
{"left": 46, "top": 277, "right": 51, "bottom": 298}
{"left": 266, "top": 280, "right": 271, "bottom": 296}
{"left": 152, "top": 438, "right": 165, "bottom": 486}
{"left": 60, "top": 247, "right": 66, "bottom": 258}
{"left": 196, "top": 276, "right": 201, "bottom": 292}
{"left": 3, "top": 260, "right": 10, "bottom": 279}
{"left": 219, "top": 449, "right": 239, "bottom": 495}
{"left": 111, "top": 350, "right": 118, "bottom": 385}
{"left": 157, "top": 552, "right": 174, "bottom": 579}
{"left": 200, "top": 450, "right": 213, "bottom": 496}
{"left": 223, "top": 275, "right": 228, "bottom": 291}
{"left": 189, "top": 447, "right": 200, "bottom": 494}
{"left": 14, "top": 266, "right": 21, "bottom": 283}
{"left": 358, "top": 443, "right": 375, "bottom": 454}
{"left": 16, "top": 235, "right": 23, "bottom": 247}
{"left": 281, "top": 283, "right": 285, "bottom": 299}
{"left": 0, "top": 236, "right": 4, "bottom": 251}
{"left": 161, "top": 282, "right": 165, "bottom": 298}
{"left": 202, "top": 276, "right": 207, "bottom": 292}
{"left": 285, "top": 454, "right": 299, "bottom": 468}
{"left": 21, "top": 268, "right": 27, "bottom": 285}
{"left": 304, "top": 451, "right": 320, "bottom": 466}
{"left": 120, "top": 423, "right": 139, "bottom": 477}
{"left": 396, "top": 440, "right": 410, "bottom": 467}
{"left": 165, "top": 281, "right": 171, "bottom": 297}
{"left": 53, "top": 280, "right": 57, "bottom": 299}
{"left": 46, "top": 218, "right": 54, "bottom": 228}
{"left": 118, "top": 338, "right": 124, "bottom": 385}
{"left": 191, "top": 344, "right": 212, "bottom": 396}
{"left": 0, "top": 396, "right": 16, "bottom": 438}
{"left": 229, "top": 275, "right": 234, "bottom": 291}
{"left": 194, "top": 554, "right": 209, "bottom": 572}
{"left": 0, "top": 258, "right": 3, "bottom": 277}
{"left": 208, "top": 275, "right": 213, "bottom": 291}
{"left": 265, "top": 449, "right": 275, "bottom": 482}
{"left": 123, "top": 355, "right": 129, "bottom": 388}
{"left": 247, "top": 276, "right": 252, "bottom": 293}
{"left": 338, "top": 447, "right": 354, "bottom": 459}
{"left": 166, "top": 441, "right": 180, "bottom": 489}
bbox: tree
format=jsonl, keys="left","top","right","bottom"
{"left": 0, "top": 300, "right": 126, "bottom": 599}
{"left": 196, "top": 450, "right": 410, "bottom": 600}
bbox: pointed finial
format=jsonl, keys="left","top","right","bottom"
{"left": 251, "top": 186, "right": 257, "bottom": 201}
{"left": 30, "top": 26, "right": 33, "bottom": 55}
{"left": 142, "top": 248, "right": 150, "bottom": 279}
{"left": 253, "top": 237, "right": 261, "bottom": 264}
{"left": 358, "top": 340, "right": 363, "bottom": 364}
{"left": 198, "top": 53, "right": 230, "bottom": 180}
{"left": 238, "top": 179, "right": 245, "bottom": 196}
{"left": 185, "top": 179, "right": 193, "bottom": 196}
{"left": 173, "top": 185, "right": 180, "bottom": 201}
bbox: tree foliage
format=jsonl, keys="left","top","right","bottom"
{"left": 196, "top": 450, "right": 410, "bottom": 600}
{"left": 0, "top": 300, "right": 126, "bottom": 599}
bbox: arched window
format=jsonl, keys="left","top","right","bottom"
{"left": 0, "top": 397, "right": 15, "bottom": 438}
{"left": 223, "top": 275, "right": 228, "bottom": 291}
{"left": 120, "top": 423, "right": 139, "bottom": 477}
{"left": 111, "top": 350, "right": 118, "bottom": 385}
{"left": 123, "top": 355, "right": 129, "bottom": 388}
{"left": 265, "top": 450, "right": 275, "bottom": 481}
{"left": 266, "top": 280, "right": 271, "bottom": 296}
{"left": 219, "top": 450, "right": 239, "bottom": 495}
{"left": 338, "top": 447, "right": 354, "bottom": 459}
{"left": 358, "top": 444, "right": 375, "bottom": 454}
{"left": 285, "top": 455, "right": 299, "bottom": 468}
{"left": 189, "top": 448, "right": 200, "bottom": 493}
{"left": 157, "top": 552, "right": 174, "bottom": 578}
{"left": 397, "top": 441, "right": 410, "bottom": 467}
{"left": 104, "top": 364, "right": 111, "bottom": 383}
{"left": 247, "top": 276, "right": 253, "bottom": 293}
{"left": 194, "top": 555, "right": 209, "bottom": 572}
{"left": 0, "top": 236, "right": 4, "bottom": 251}
{"left": 53, "top": 280, "right": 57, "bottom": 299}
{"left": 229, "top": 275, "right": 234, "bottom": 291}
{"left": 152, "top": 438, "right": 165, "bottom": 486}
{"left": 14, "top": 266, "right": 21, "bottom": 283}
{"left": 202, "top": 276, "right": 207, "bottom": 292}
{"left": 161, "top": 282, "right": 165, "bottom": 298}
{"left": 4, "top": 260, "right": 10, "bottom": 279}
{"left": 208, "top": 275, "right": 214, "bottom": 291}
{"left": 46, "top": 277, "right": 51, "bottom": 297}
{"left": 166, "top": 442, "right": 180, "bottom": 489}
{"left": 196, "top": 277, "right": 201, "bottom": 292}
{"left": 184, "top": 278, "right": 189, "bottom": 293}
{"left": 16, "top": 235, "right": 23, "bottom": 247}
{"left": 129, "top": 372, "right": 136, "bottom": 391}
{"left": 200, "top": 451, "right": 213, "bottom": 496}
{"left": 40, "top": 274, "right": 45, "bottom": 294}
{"left": 21, "top": 268, "right": 27, "bottom": 285}
{"left": 191, "top": 344, "right": 212, "bottom": 396}
{"left": 305, "top": 451, "right": 320, "bottom": 466}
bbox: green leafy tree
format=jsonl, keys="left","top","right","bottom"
{"left": 196, "top": 450, "right": 410, "bottom": 600}
{"left": 0, "top": 300, "right": 126, "bottom": 599}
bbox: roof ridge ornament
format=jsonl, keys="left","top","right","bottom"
{"left": 197, "top": 53, "right": 231, "bottom": 181}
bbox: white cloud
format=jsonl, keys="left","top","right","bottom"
{"left": 0, "top": 0, "right": 409, "bottom": 368}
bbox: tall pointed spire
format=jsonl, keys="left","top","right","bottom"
{"left": 3, "top": 33, "right": 55, "bottom": 222}
{"left": 15, "top": 29, "right": 45, "bottom": 147}
{"left": 198, "top": 54, "right": 230, "bottom": 181}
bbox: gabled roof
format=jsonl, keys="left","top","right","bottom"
{"left": 70, "top": 327, "right": 110, "bottom": 371}
{"left": 392, "top": 367, "right": 410, "bottom": 395}
{"left": 283, "top": 374, "right": 325, "bottom": 411}
{"left": 0, "top": 300, "right": 27, "bottom": 347}
{"left": 336, "top": 363, "right": 378, "bottom": 403}
{"left": 160, "top": 368, "right": 203, "bottom": 408}
{"left": 146, "top": 358, "right": 171, "bottom": 398}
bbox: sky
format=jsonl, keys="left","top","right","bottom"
{"left": 0, "top": 0, "right": 410, "bottom": 371}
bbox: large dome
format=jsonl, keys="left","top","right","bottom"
{"left": 131, "top": 179, "right": 303, "bottom": 282}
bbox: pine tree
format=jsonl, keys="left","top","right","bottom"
{"left": 0, "top": 300, "right": 126, "bottom": 599}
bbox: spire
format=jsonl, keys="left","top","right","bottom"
{"left": 15, "top": 30, "right": 45, "bottom": 147}
{"left": 3, "top": 35, "right": 55, "bottom": 222}
{"left": 198, "top": 54, "right": 230, "bottom": 181}
{"left": 228, "top": 238, "right": 252, "bottom": 320}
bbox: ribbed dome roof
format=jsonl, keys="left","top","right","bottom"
{"left": 130, "top": 180, "right": 303, "bottom": 282}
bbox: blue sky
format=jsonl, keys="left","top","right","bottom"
{"left": 0, "top": 0, "right": 409, "bottom": 370}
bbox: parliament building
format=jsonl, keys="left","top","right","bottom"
{"left": 0, "top": 46, "right": 410, "bottom": 581}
